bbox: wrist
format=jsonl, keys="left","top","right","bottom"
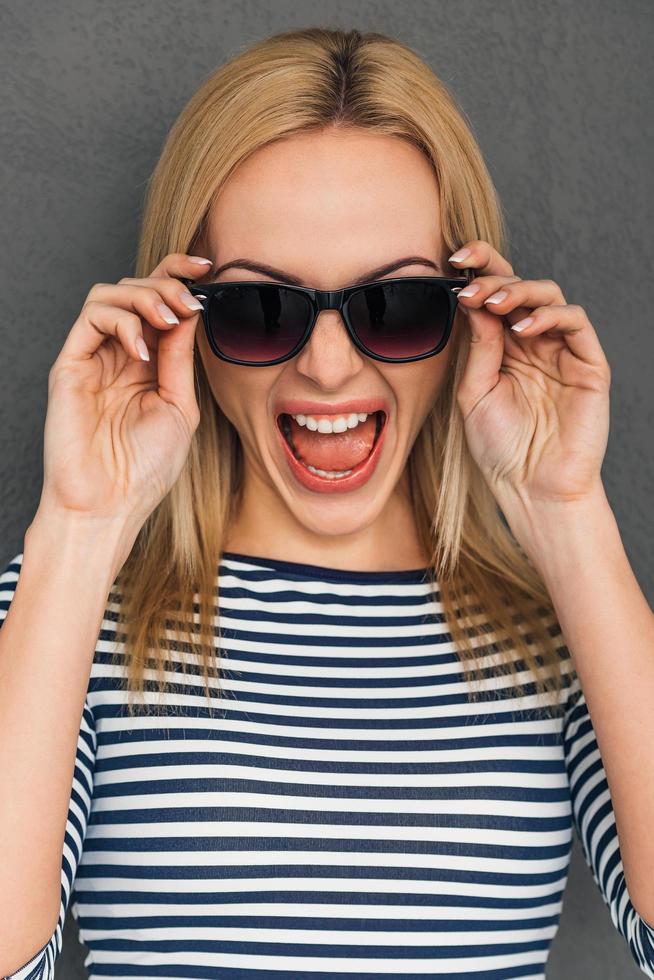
{"left": 497, "top": 482, "right": 618, "bottom": 581}
{"left": 26, "top": 505, "right": 140, "bottom": 584}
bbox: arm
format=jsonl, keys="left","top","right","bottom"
{"left": 506, "top": 483, "right": 654, "bottom": 973}
{"left": 564, "top": 675, "right": 654, "bottom": 976}
{"left": 0, "top": 510, "right": 125, "bottom": 976}
{"left": 1, "top": 680, "right": 96, "bottom": 979}
{"left": 447, "top": 233, "right": 653, "bottom": 968}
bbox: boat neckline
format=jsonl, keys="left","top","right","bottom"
{"left": 220, "top": 550, "right": 434, "bottom": 584}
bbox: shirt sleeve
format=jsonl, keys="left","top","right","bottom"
{"left": 0, "top": 552, "right": 97, "bottom": 980}
{"left": 563, "top": 669, "right": 654, "bottom": 977}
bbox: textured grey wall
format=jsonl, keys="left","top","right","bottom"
{"left": 1, "top": 1, "right": 652, "bottom": 978}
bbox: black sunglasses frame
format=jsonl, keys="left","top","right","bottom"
{"left": 180, "top": 268, "right": 475, "bottom": 367}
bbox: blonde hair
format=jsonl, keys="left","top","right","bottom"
{"left": 113, "top": 26, "right": 571, "bottom": 717}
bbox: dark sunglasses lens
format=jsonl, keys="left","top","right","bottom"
{"left": 348, "top": 280, "right": 451, "bottom": 358}
{"left": 208, "top": 284, "right": 310, "bottom": 362}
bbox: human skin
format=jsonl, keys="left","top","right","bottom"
{"left": 193, "top": 126, "right": 461, "bottom": 572}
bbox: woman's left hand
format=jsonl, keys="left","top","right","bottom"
{"left": 451, "top": 240, "right": 611, "bottom": 508}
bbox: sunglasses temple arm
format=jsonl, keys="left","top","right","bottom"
{"left": 450, "top": 267, "right": 475, "bottom": 293}
{"left": 180, "top": 276, "right": 208, "bottom": 301}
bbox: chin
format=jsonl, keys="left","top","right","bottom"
{"left": 287, "top": 499, "right": 386, "bottom": 538}
{"left": 277, "top": 468, "right": 395, "bottom": 535}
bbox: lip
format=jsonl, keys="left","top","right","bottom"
{"left": 274, "top": 397, "right": 391, "bottom": 419}
{"left": 275, "top": 409, "right": 389, "bottom": 494}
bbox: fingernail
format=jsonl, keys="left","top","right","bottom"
{"left": 511, "top": 317, "right": 534, "bottom": 332}
{"left": 180, "top": 291, "right": 204, "bottom": 311}
{"left": 449, "top": 248, "right": 471, "bottom": 263}
{"left": 485, "top": 290, "right": 508, "bottom": 305}
{"left": 457, "top": 284, "right": 480, "bottom": 298}
{"left": 156, "top": 302, "right": 179, "bottom": 324}
{"left": 187, "top": 256, "right": 212, "bottom": 265}
{"left": 136, "top": 337, "right": 150, "bottom": 361}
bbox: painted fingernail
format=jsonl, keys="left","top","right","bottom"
{"left": 449, "top": 248, "right": 471, "bottom": 263}
{"left": 136, "top": 337, "right": 150, "bottom": 361}
{"left": 457, "top": 284, "right": 480, "bottom": 298}
{"left": 187, "top": 256, "right": 212, "bottom": 265}
{"left": 156, "top": 302, "right": 180, "bottom": 324}
{"left": 485, "top": 290, "right": 508, "bottom": 305}
{"left": 511, "top": 317, "right": 534, "bottom": 332}
{"left": 180, "top": 291, "right": 204, "bottom": 311}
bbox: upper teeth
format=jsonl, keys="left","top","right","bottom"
{"left": 291, "top": 412, "right": 372, "bottom": 434}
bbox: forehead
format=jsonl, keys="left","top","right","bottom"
{"left": 204, "top": 128, "right": 443, "bottom": 279}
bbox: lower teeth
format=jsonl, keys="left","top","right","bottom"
{"left": 305, "top": 463, "right": 353, "bottom": 479}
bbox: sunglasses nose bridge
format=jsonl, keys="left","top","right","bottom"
{"left": 315, "top": 289, "right": 346, "bottom": 313}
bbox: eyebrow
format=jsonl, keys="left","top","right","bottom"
{"left": 207, "top": 255, "right": 443, "bottom": 286}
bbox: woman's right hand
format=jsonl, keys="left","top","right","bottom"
{"left": 33, "top": 252, "right": 212, "bottom": 537}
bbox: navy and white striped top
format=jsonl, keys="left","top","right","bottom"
{"left": 1, "top": 548, "right": 654, "bottom": 979}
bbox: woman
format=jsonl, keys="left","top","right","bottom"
{"left": 0, "top": 25, "right": 653, "bottom": 980}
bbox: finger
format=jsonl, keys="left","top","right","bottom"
{"left": 58, "top": 301, "right": 154, "bottom": 364}
{"left": 506, "top": 303, "right": 611, "bottom": 375}
{"left": 457, "top": 277, "right": 566, "bottom": 326}
{"left": 153, "top": 316, "right": 200, "bottom": 423}
{"left": 482, "top": 278, "right": 566, "bottom": 312}
{"left": 74, "top": 282, "right": 194, "bottom": 361}
{"left": 147, "top": 251, "right": 213, "bottom": 282}
{"left": 454, "top": 303, "right": 506, "bottom": 422}
{"left": 456, "top": 273, "right": 522, "bottom": 307}
{"left": 59, "top": 298, "right": 201, "bottom": 423}
{"left": 91, "top": 279, "right": 204, "bottom": 327}
{"left": 61, "top": 276, "right": 203, "bottom": 359}
{"left": 449, "top": 240, "right": 515, "bottom": 278}
{"left": 456, "top": 274, "right": 530, "bottom": 327}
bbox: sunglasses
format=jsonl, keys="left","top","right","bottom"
{"left": 179, "top": 267, "right": 474, "bottom": 367}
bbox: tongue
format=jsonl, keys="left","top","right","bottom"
{"left": 289, "top": 414, "right": 378, "bottom": 471}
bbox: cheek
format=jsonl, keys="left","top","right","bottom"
{"left": 197, "top": 335, "right": 281, "bottom": 436}
{"left": 197, "top": 336, "right": 249, "bottom": 427}
{"left": 392, "top": 354, "right": 450, "bottom": 422}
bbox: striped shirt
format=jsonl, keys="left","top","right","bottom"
{"left": 1, "top": 548, "right": 654, "bottom": 980}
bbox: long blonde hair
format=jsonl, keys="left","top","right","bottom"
{"left": 113, "top": 26, "right": 571, "bottom": 717}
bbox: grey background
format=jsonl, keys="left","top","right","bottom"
{"left": 1, "top": 1, "right": 652, "bottom": 977}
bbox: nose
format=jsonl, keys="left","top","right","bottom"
{"left": 293, "top": 308, "right": 367, "bottom": 387}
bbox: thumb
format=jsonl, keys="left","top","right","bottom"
{"left": 455, "top": 304, "right": 506, "bottom": 421}
{"left": 155, "top": 313, "right": 201, "bottom": 422}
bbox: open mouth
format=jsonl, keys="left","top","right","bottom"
{"left": 277, "top": 409, "right": 386, "bottom": 467}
